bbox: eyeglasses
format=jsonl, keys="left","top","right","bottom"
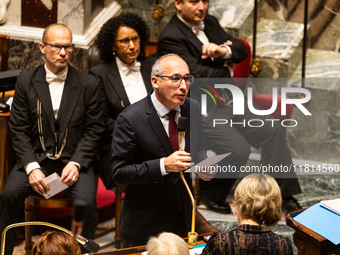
{"left": 115, "top": 36, "right": 140, "bottom": 47}
{"left": 43, "top": 42, "right": 74, "bottom": 53}
{"left": 156, "top": 75, "right": 194, "bottom": 85}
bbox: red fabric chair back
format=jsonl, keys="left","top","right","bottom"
{"left": 233, "top": 38, "right": 252, "bottom": 91}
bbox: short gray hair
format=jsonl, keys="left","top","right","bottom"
{"left": 147, "top": 232, "right": 189, "bottom": 255}
{"left": 151, "top": 53, "right": 183, "bottom": 80}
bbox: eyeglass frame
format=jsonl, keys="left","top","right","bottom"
{"left": 115, "top": 36, "right": 140, "bottom": 47}
{"left": 155, "top": 74, "right": 195, "bottom": 85}
{"left": 43, "top": 42, "right": 75, "bottom": 53}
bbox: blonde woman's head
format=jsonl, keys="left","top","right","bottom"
{"left": 231, "top": 173, "right": 283, "bottom": 226}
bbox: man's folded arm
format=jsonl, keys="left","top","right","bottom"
{"left": 158, "top": 36, "right": 234, "bottom": 78}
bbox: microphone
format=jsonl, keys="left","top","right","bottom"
{"left": 76, "top": 234, "right": 100, "bottom": 253}
{"left": 177, "top": 117, "right": 198, "bottom": 248}
{"left": 72, "top": 200, "right": 87, "bottom": 237}
{"left": 178, "top": 117, "right": 188, "bottom": 152}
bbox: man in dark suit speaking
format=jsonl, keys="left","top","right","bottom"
{"left": 157, "top": 0, "right": 302, "bottom": 214}
{"left": 0, "top": 24, "right": 104, "bottom": 255}
{"left": 111, "top": 54, "right": 207, "bottom": 247}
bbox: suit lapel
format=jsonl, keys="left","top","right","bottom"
{"left": 145, "top": 94, "right": 174, "bottom": 155}
{"left": 203, "top": 17, "right": 220, "bottom": 44}
{"left": 140, "top": 58, "right": 153, "bottom": 92}
{"left": 32, "top": 66, "right": 55, "bottom": 134}
{"left": 172, "top": 15, "right": 203, "bottom": 55}
{"left": 107, "top": 58, "right": 130, "bottom": 108}
{"left": 58, "top": 66, "right": 81, "bottom": 140}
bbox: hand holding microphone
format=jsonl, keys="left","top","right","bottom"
{"left": 164, "top": 151, "right": 192, "bottom": 172}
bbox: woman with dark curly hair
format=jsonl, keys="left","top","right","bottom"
{"left": 202, "top": 173, "right": 293, "bottom": 255}
{"left": 88, "top": 13, "right": 155, "bottom": 189}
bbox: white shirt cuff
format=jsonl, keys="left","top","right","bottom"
{"left": 69, "top": 161, "right": 81, "bottom": 170}
{"left": 25, "top": 162, "right": 41, "bottom": 175}
{"left": 220, "top": 45, "right": 232, "bottom": 59}
{"left": 160, "top": 157, "right": 169, "bottom": 176}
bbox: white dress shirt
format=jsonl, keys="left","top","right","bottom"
{"left": 151, "top": 92, "right": 185, "bottom": 176}
{"left": 116, "top": 57, "right": 148, "bottom": 104}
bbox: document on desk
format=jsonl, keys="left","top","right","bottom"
{"left": 320, "top": 198, "right": 340, "bottom": 215}
{"left": 43, "top": 173, "right": 68, "bottom": 199}
{"left": 141, "top": 246, "right": 205, "bottom": 255}
{"left": 294, "top": 202, "right": 340, "bottom": 245}
{"left": 185, "top": 152, "right": 231, "bottom": 173}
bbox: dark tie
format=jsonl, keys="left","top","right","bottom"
{"left": 167, "top": 110, "right": 178, "bottom": 151}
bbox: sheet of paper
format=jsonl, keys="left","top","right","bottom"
{"left": 185, "top": 152, "right": 231, "bottom": 173}
{"left": 141, "top": 244, "right": 206, "bottom": 255}
{"left": 294, "top": 202, "right": 340, "bottom": 245}
{"left": 320, "top": 198, "right": 340, "bottom": 215}
{"left": 43, "top": 172, "right": 68, "bottom": 199}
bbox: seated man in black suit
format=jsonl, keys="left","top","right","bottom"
{"left": 0, "top": 24, "right": 104, "bottom": 255}
{"left": 111, "top": 54, "right": 214, "bottom": 247}
{"left": 157, "top": 0, "right": 302, "bottom": 214}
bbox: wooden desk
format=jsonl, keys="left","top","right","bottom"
{"left": 286, "top": 209, "right": 340, "bottom": 255}
{"left": 90, "top": 232, "right": 213, "bottom": 255}
{"left": 0, "top": 112, "right": 15, "bottom": 195}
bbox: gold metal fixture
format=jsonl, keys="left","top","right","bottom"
{"left": 250, "top": 58, "right": 262, "bottom": 76}
{"left": 152, "top": 4, "right": 165, "bottom": 21}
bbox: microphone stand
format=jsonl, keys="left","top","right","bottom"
{"left": 1, "top": 221, "right": 99, "bottom": 255}
{"left": 178, "top": 117, "right": 198, "bottom": 248}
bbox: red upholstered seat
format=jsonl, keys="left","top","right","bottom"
{"left": 233, "top": 38, "right": 252, "bottom": 91}
{"left": 233, "top": 38, "right": 293, "bottom": 120}
{"left": 251, "top": 94, "right": 294, "bottom": 121}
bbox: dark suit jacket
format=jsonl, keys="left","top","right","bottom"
{"left": 88, "top": 57, "right": 155, "bottom": 137}
{"left": 157, "top": 14, "right": 247, "bottom": 78}
{"left": 88, "top": 56, "right": 155, "bottom": 188}
{"left": 9, "top": 64, "right": 104, "bottom": 171}
{"left": 111, "top": 94, "right": 206, "bottom": 238}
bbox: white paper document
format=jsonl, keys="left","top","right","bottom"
{"left": 43, "top": 172, "right": 68, "bottom": 199}
{"left": 185, "top": 152, "right": 231, "bottom": 173}
{"left": 320, "top": 198, "right": 340, "bottom": 215}
{"left": 142, "top": 247, "right": 205, "bottom": 255}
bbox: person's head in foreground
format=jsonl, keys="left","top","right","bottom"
{"left": 32, "top": 230, "right": 81, "bottom": 255}
{"left": 232, "top": 173, "right": 283, "bottom": 226}
{"left": 202, "top": 174, "right": 293, "bottom": 255}
{"left": 147, "top": 232, "right": 190, "bottom": 255}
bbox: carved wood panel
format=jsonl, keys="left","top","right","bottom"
{"left": 21, "top": 0, "right": 57, "bottom": 28}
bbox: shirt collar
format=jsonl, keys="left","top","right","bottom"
{"left": 116, "top": 57, "right": 139, "bottom": 71}
{"left": 176, "top": 13, "right": 205, "bottom": 33}
{"left": 44, "top": 63, "right": 68, "bottom": 79}
{"left": 151, "top": 91, "right": 181, "bottom": 118}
